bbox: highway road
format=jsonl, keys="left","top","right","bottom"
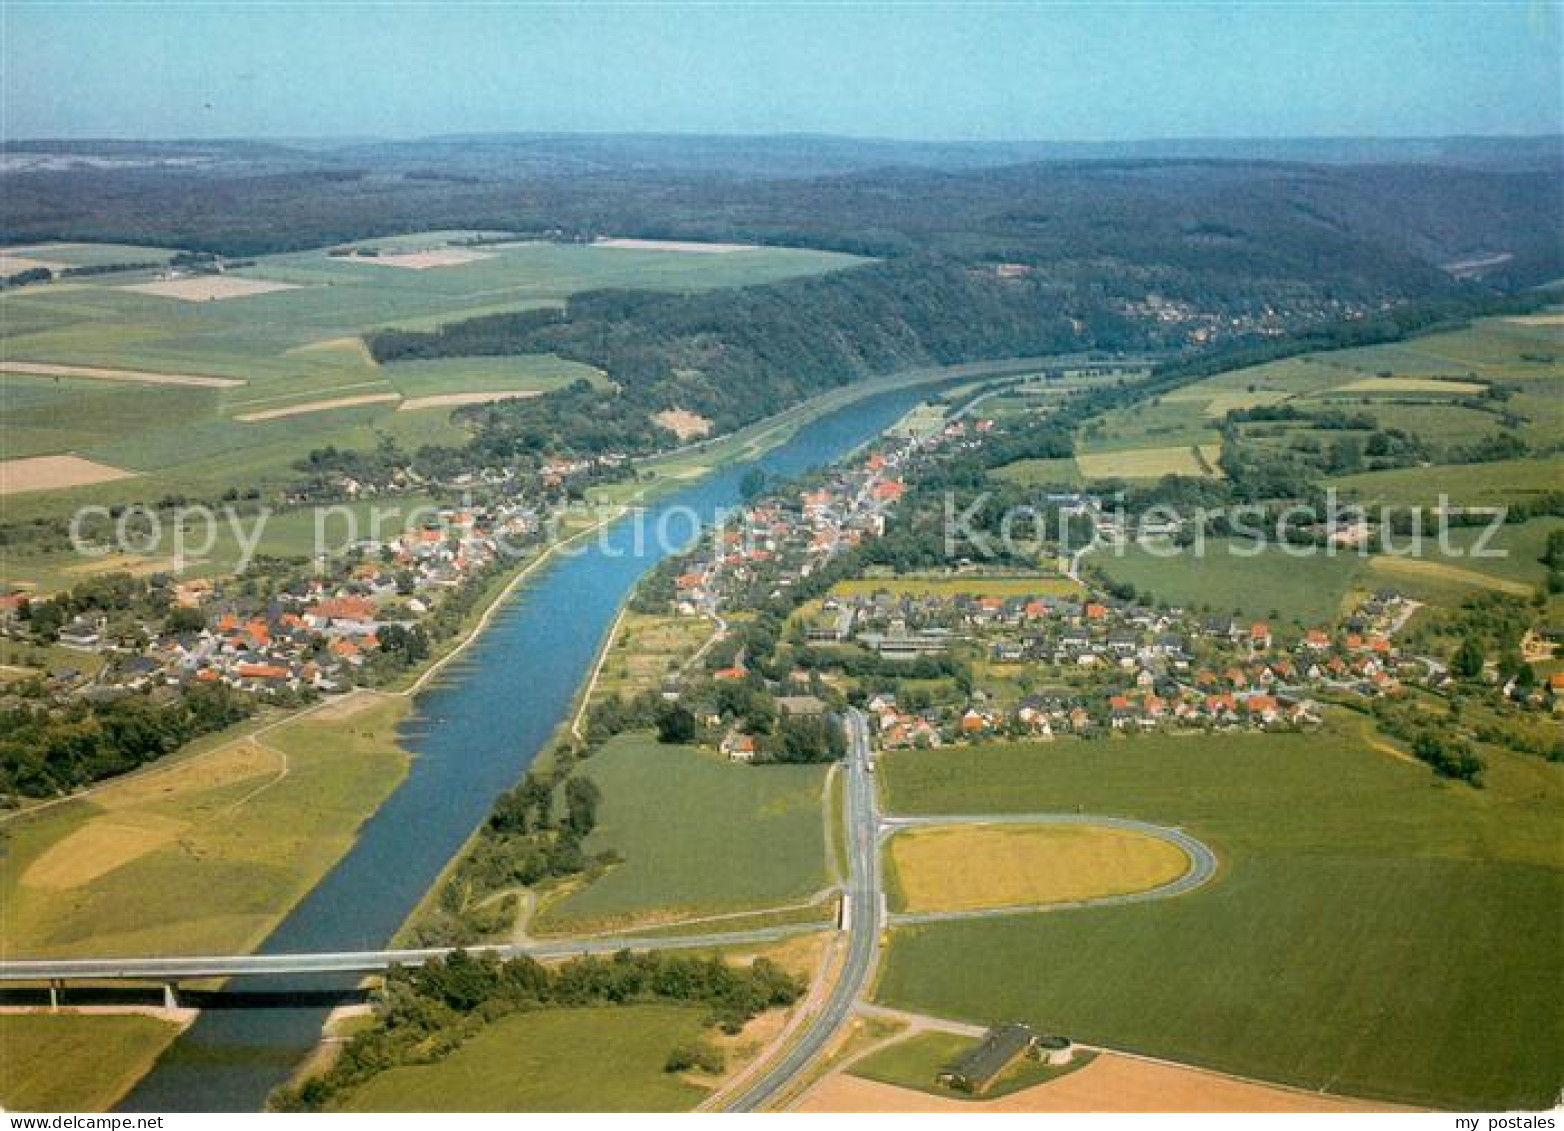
{"left": 723, "top": 708, "right": 883, "bottom": 1112}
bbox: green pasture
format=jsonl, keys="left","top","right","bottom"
{"left": 1330, "top": 456, "right": 1564, "bottom": 507}
{"left": 339, "top": 1004, "right": 711, "bottom": 1112}
{"left": 0, "top": 1013, "right": 181, "bottom": 1112}
{"left": 1090, "top": 538, "right": 1365, "bottom": 624}
{"left": 533, "top": 734, "right": 829, "bottom": 933}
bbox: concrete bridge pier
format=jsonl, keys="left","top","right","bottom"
{"left": 48, "top": 979, "right": 62, "bottom": 1012}
{"left": 162, "top": 981, "right": 179, "bottom": 1010}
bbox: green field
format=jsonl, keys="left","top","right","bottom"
{"left": 991, "top": 456, "right": 1082, "bottom": 488}
{"left": 339, "top": 1004, "right": 712, "bottom": 1112}
{"left": 0, "top": 1012, "right": 182, "bottom": 1112}
{"left": 872, "top": 720, "right": 1564, "bottom": 1110}
{"left": 849, "top": 1030, "right": 1093, "bottom": 1099}
{"left": 0, "top": 694, "right": 409, "bottom": 958}
{"left": 1091, "top": 539, "right": 1365, "bottom": 624}
{"left": 533, "top": 734, "right": 829, "bottom": 933}
{"left": 1330, "top": 455, "right": 1564, "bottom": 507}
{"left": 0, "top": 236, "right": 862, "bottom": 548}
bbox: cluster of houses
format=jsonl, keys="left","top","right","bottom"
{"left": 839, "top": 590, "right": 1445, "bottom": 747}
{"left": 670, "top": 421, "right": 982, "bottom": 621}
{"left": 1, "top": 502, "right": 541, "bottom": 706}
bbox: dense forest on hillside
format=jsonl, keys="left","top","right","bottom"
{"left": 5, "top": 145, "right": 1560, "bottom": 284}
{"left": 5, "top": 136, "right": 1560, "bottom": 459}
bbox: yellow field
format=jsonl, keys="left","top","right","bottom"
{"left": 888, "top": 823, "right": 1190, "bottom": 914}
{"left": 1366, "top": 555, "right": 1534, "bottom": 596}
{"left": 0, "top": 454, "right": 136, "bottom": 495}
{"left": 398, "top": 390, "right": 540, "bottom": 411}
{"left": 0, "top": 699, "right": 410, "bottom": 958}
{"left": 1075, "top": 445, "right": 1218, "bottom": 479}
{"left": 1334, "top": 376, "right": 1485, "bottom": 395}
{"left": 831, "top": 574, "right": 1080, "bottom": 598}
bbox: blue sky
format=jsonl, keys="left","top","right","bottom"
{"left": 2, "top": 2, "right": 1559, "bottom": 140}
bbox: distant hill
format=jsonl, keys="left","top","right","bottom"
{"left": 4, "top": 131, "right": 1560, "bottom": 177}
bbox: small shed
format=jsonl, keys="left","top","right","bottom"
{"left": 1035, "top": 1033, "right": 1075, "bottom": 1066}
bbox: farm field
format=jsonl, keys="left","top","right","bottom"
{"left": 990, "top": 456, "right": 1081, "bottom": 488}
{"left": 338, "top": 1004, "right": 712, "bottom": 1112}
{"left": 1329, "top": 455, "right": 1564, "bottom": 506}
{"left": 0, "top": 693, "right": 409, "bottom": 958}
{"left": 0, "top": 1012, "right": 182, "bottom": 1112}
{"left": 872, "top": 720, "right": 1564, "bottom": 1110}
{"left": 1074, "top": 445, "right": 1219, "bottom": 480}
{"left": 0, "top": 235, "right": 862, "bottom": 539}
{"left": 1089, "top": 539, "right": 1366, "bottom": 625}
{"left": 885, "top": 823, "right": 1190, "bottom": 914}
{"left": 532, "top": 735, "right": 829, "bottom": 933}
{"left": 0, "top": 453, "right": 135, "bottom": 495}
{"left": 848, "top": 1029, "right": 1093, "bottom": 1099}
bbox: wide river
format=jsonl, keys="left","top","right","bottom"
{"left": 118, "top": 383, "right": 935, "bottom": 1111}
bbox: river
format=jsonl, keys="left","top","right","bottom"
{"left": 117, "top": 383, "right": 935, "bottom": 1112}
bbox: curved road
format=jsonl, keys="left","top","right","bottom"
{"left": 722, "top": 757, "right": 1219, "bottom": 1110}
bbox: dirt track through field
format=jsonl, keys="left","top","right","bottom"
{"left": 397, "top": 390, "right": 541, "bottom": 411}
{"left": 0, "top": 361, "right": 244, "bottom": 388}
{"left": 234, "top": 393, "right": 401, "bottom": 422}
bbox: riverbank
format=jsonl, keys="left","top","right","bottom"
{"left": 593, "top": 356, "right": 1051, "bottom": 509}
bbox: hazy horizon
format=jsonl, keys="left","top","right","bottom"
{"left": 3, "top": 2, "right": 1559, "bottom": 142}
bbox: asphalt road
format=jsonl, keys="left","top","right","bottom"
{"left": 722, "top": 708, "right": 883, "bottom": 1112}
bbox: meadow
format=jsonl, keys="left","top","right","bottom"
{"left": 0, "top": 1012, "right": 182, "bottom": 1112}
{"left": 872, "top": 719, "right": 1564, "bottom": 1110}
{"left": 338, "top": 1004, "right": 712, "bottom": 1112}
{"left": 532, "top": 735, "right": 829, "bottom": 933}
{"left": 0, "top": 692, "right": 409, "bottom": 958}
{"left": 1330, "top": 455, "right": 1564, "bottom": 507}
{"left": 1089, "top": 539, "right": 1366, "bottom": 625}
